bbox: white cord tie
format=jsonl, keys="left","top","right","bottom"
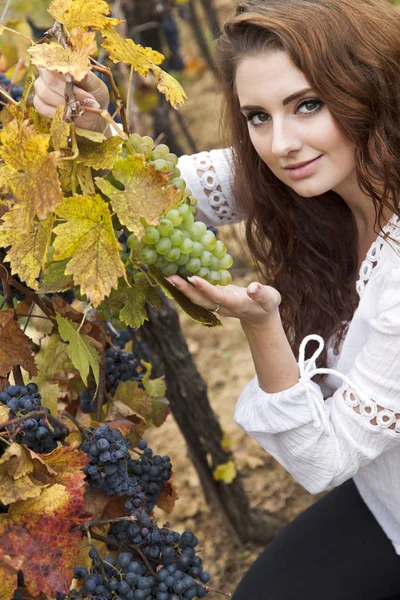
{"left": 298, "top": 334, "right": 371, "bottom": 434}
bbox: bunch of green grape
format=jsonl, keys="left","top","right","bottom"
{"left": 127, "top": 134, "right": 233, "bottom": 286}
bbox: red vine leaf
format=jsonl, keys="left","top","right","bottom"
{"left": 157, "top": 480, "right": 178, "bottom": 514}
{"left": 0, "top": 310, "right": 38, "bottom": 377}
{"left": 0, "top": 547, "right": 23, "bottom": 600}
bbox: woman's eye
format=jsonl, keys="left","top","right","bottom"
{"left": 296, "top": 98, "right": 324, "bottom": 115}
{"left": 246, "top": 112, "right": 269, "bottom": 126}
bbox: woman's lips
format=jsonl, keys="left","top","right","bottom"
{"left": 284, "top": 155, "right": 323, "bottom": 179}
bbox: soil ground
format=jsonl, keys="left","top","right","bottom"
{"left": 145, "top": 3, "right": 323, "bottom": 597}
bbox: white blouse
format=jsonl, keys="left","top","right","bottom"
{"left": 178, "top": 149, "right": 400, "bottom": 554}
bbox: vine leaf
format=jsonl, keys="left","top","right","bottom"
{"left": 101, "top": 27, "right": 186, "bottom": 108}
{"left": 0, "top": 546, "right": 22, "bottom": 600}
{"left": 39, "top": 259, "right": 74, "bottom": 294}
{"left": 0, "top": 443, "right": 55, "bottom": 506}
{"left": 157, "top": 481, "right": 179, "bottom": 514}
{"left": 56, "top": 314, "right": 100, "bottom": 388}
{"left": 0, "top": 209, "right": 53, "bottom": 290}
{"left": 0, "top": 119, "right": 63, "bottom": 232}
{"left": 29, "top": 334, "right": 74, "bottom": 414}
{"left": 213, "top": 460, "right": 237, "bottom": 484}
{"left": 49, "top": 0, "right": 123, "bottom": 30}
{"left": 50, "top": 105, "right": 70, "bottom": 150}
{"left": 140, "top": 361, "right": 170, "bottom": 427}
{"left": 0, "top": 310, "right": 38, "bottom": 377}
{"left": 149, "top": 268, "right": 222, "bottom": 328}
{"left": 108, "top": 273, "right": 161, "bottom": 329}
{"left": 95, "top": 155, "right": 182, "bottom": 238}
{"left": 0, "top": 444, "right": 90, "bottom": 598}
{"left": 76, "top": 135, "right": 122, "bottom": 170}
{"left": 28, "top": 30, "right": 97, "bottom": 82}
{"left": 52, "top": 194, "right": 126, "bottom": 306}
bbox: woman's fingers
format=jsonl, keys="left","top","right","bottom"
{"left": 247, "top": 282, "right": 281, "bottom": 313}
{"left": 167, "top": 276, "right": 224, "bottom": 312}
{"left": 34, "top": 76, "right": 65, "bottom": 111}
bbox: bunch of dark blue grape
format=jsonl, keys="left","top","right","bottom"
{"left": 126, "top": 440, "right": 172, "bottom": 514}
{"left": 0, "top": 383, "right": 67, "bottom": 453}
{"left": 78, "top": 347, "right": 144, "bottom": 413}
{"left": 0, "top": 73, "right": 23, "bottom": 103}
{"left": 67, "top": 516, "right": 211, "bottom": 599}
{"left": 81, "top": 424, "right": 143, "bottom": 499}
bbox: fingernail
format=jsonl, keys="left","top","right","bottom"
{"left": 166, "top": 278, "right": 176, "bottom": 287}
{"left": 187, "top": 276, "right": 197, "bottom": 284}
{"left": 248, "top": 283, "right": 259, "bottom": 294}
{"left": 83, "top": 97, "right": 100, "bottom": 109}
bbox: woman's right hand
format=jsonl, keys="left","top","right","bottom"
{"left": 33, "top": 68, "right": 110, "bottom": 132}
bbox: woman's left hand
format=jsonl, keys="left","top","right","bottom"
{"left": 166, "top": 275, "right": 281, "bottom": 326}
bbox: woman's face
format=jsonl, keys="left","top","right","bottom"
{"left": 235, "top": 49, "right": 357, "bottom": 198}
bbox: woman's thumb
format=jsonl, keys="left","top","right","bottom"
{"left": 247, "top": 282, "right": 281, "bottom": 313}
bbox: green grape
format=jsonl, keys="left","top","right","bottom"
{"left": 169, "top": 177, "right": 186, "bottom": 190}
{"left": 170, "top": 229, "right": 185, "bottom": 246}
{"left": 165, "top": 247, "right": 181, "bottom": 262}
{"left": 189, "top": 241, "right": 203, "bottom": 258}
{"left": 154, "top": 143, "right": 170, "bottom": 157}
{"left": 209, "top": 270, "right": 221, "bottom": 284}
{"left": 157, "top": 218, "right": 174, "bottom": 237}
{"left": 120, "top": 250, "right": 129, "bottom": 263}
{"left": 180, "top": 238, "right": 194, "bottom": 255}
{"left": 140, "top": 246, "right": 158, "bottom": 265}
{"left": 210, "top": 256, "right": 220, "bottom": 271}
{"left": 191, "top": 207, "right": 198, "bottom": 217}
{"left": 180, "top": 229, "right": 190, "bottom": 240}
{"left": 197, "top": 266, "right": 210, "bottom": 279}
{"left": 161, "top": 262, "right": 179, "bottom": 276}
{"left": 180, "top": 212, "right": 195, "bottom": 230}
{"left": 155, "top": 255, "right": 168, "bottom": 268}
{"left": 151, "top": 150, "right": 165, "bottom": 160}
{"left": 178, "top": 202, "right": 191, "bottom": 218}
{"left": 141, "top": 135, "right": 155, "bottom": 149}
{"left": 200, "top": 250, "right": 213, "bottom": 267}
{"left": 166, "top": 161, "right": 176, "bottom": 174}
{"left": 142, "top": 227, "right": 160, "bottom": 245}
{"left": 171, "top": 167, "right": 181, "bottom": 178}
{"left": 129, "top": 133, "right": 143, "bottom": 150}
{"left": 176, "top": 253, "right": 189, "bottom": 265}
{"left": 188, "top": 195, "right": 198, "bottom": 206}
{"left": 219, "top": 253, "right": 233, "bottom": 269}
{"left": 166, "top": 152, "right": 178, "bottom": 166}
{"left": 213, "top": 240, "right": 227, "bottom": 259}
{"left": 153, "top": 159, "right": 170, "bottom": 172}
{"left": 186, "top": 257, "right": 201, "bottom": 273}
{"left": 155, "top": 237, "right": 172, "bottom": 255}
{"left": 219, "top": 270, "right": 232, "bottom": 286}
{"left": 189, "top": 222, "right": 207, "bottom": 241}
{"left": 127, "top": 233, "right": 144, "bottom": 251}
{"left": 201, "top": 231, "right": 217, "bottom": 252}
{"left": 178, "top": 266, "right": 190, "bottom": 278}
{"left": 136, "top": 143, "right": 152, "bottom": 159}
{"left": 165, "top": 209, "right": 183, "bottom": 227}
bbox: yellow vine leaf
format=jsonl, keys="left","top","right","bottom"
{"left": 0, "top": 21, "right": 4, "bottom": 36}
{"left": 76, "top": 135, "right": 123, "bottom": 170}
{"left": 49, "top": 0, "right": 122, "bottom": 30}
{"left": 0, "top": 208, "right": 53, "bottom": 290}
{"left": 152, "top": 66, "right": 187, "bottom": 109}
{"left": 28, "top": 30, "right": 97, "bottom": 82}
{"left": 95, "top": 155, "right": 182, "bottom": 238}
{"left": 213, "top": 460, "right": 237, "bottom": 484}
{"left": 52, "top": 194, "right": 126, "bottom": 306}
{"left": 50, "top": 105, "right": 70, "bottom": 150}
{"left": 0, "top": 120, "right": 63, "bottom": 231}
{"left": 101, "top": 26, "right": 164, "bottom": 75}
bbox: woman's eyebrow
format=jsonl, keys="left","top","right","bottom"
{"left": 240, "top": 87, "right": 314, "bottom": 111}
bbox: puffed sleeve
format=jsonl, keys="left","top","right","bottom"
{"left": 234, "top": 266, "right": 400, "bottom": 494}
{"left": 177, "top": 148, "right": 245, "bottom": 226}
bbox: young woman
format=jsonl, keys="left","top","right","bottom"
{"left": 33, "top": 0, "right": 400, "bottom": 596}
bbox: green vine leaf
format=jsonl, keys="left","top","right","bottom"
{"left": 56, "top": 314, "right": 100, "bottom": 388}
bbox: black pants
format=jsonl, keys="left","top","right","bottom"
{"left": 233, "top": 479, "right": 400, "bottom": 600}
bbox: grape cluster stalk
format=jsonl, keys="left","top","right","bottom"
{"left": 0, "top": 383, "right": 68, "bottom": 453}
{"left": 126, "top": 135, "right": 233, "bottom": 285}
{"left": 0, "top": 73, "right": 23, "bottom": 104}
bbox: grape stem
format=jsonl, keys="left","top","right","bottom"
{"left": 0, "top": 410, "right": 69, "bottom": 438}
{"left": 89, "top": 60, "right": 129, "bottom": 136}
{"left": 96, "top": 322, "right": 107, "bottom": 422}
{"left": 61, "top": 410, "right": 91, "bottom": 442}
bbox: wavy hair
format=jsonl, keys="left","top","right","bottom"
{"left": 214, "top": 0, "right": 400, "bottom": 366}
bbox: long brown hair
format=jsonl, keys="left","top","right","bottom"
{"left": 214, "top": 0, "right": 400, "bottom": 365}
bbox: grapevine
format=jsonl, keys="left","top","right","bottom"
{"left": 0, "top": 0, "right": 240, "bottom": 597}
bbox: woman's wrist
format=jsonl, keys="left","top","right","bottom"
{"left": 240, "top": 306, "right": 281, "bottom": 333}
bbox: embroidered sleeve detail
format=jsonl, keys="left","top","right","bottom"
{"left": 298, "top": 334, "right": 400, "bottom": 435}
{"left": 343, "top": 386, "right": 400, "bottom": 432}
{"left": 356, "top": 214, "right": 400, "bottom": 299}
{"left": 192, "top": 152, "right": 239, "bottom": 223}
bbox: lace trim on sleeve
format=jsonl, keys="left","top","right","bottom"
{"left": 299, "top": 335, "right": 400, "bottom": 435}
{"left": 192, "top": 151, "right": 239, "bottom": 223}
